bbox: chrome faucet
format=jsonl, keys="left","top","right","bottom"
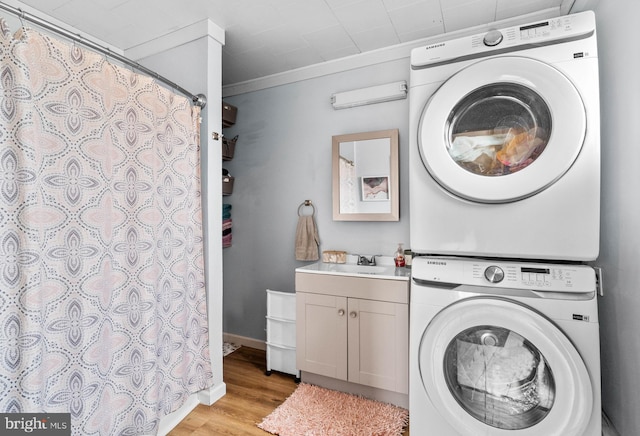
{"left": 357, "top": 255, "right": 377, "bottom": 266}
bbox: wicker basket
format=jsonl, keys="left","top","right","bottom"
{"left": 223, "top": 175, "right": 234, "bottom": 195}
{"left": 222, "top": 101, "right": 237, "bottom": 127}
{"left": 222, "top": 135, "right": 238, "bottom": 161}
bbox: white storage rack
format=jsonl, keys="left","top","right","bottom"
{"left": 265, "top": 289, "right": 300, "bottom": 380}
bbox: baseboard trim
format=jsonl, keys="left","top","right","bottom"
{"left": 198, "top": 382, "right": 227, "bottom": 406}
{"left": 157, "top": 383, "right": 227, "bottom": 435}
{"left": 157, "top": 393, "right": 199, "bottom": 436}
{"left": 223, "top": 332, "right": 266, "bottom": 351}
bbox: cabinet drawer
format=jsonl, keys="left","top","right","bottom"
{"left": 267, "top": 289, "right": 296, "bottom": 320}
{"left": 266, "top": 316, "right": 296, "bottom": 347}
{"left": 266, "top": 343, "right": 297, "bottom": 376}
{"left": 295, "top": 273, "right": 408, "bottom": 303}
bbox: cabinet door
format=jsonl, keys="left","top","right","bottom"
{"left": 347, "top": 298, "right": 408, "bottom": 394}
{"left": 296, "top": 292, "right": 348, "bottom": 380}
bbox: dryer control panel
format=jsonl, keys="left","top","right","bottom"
{"left": 479, "top": 17, "right": 575, "bottom": 48}
{"left": 411, "top": 10, "right": 596, "bottom": 68}
{"left": 412, "top": 256, "right": 596, "bottom": 293}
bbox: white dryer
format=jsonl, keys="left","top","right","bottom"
{"left": 409, "top": 11, "right": 600, "bottom": 261}
{"left": 410, "top": 256, "right": 601, "bottom": 436}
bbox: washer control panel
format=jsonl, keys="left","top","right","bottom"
{"left": 412, "top": 256, "right": 596, "bottom": 293}
{"left": 484, "top": 265, "right": 504, "bottom": 283}
{"left": 482, "top": 29, "right": 503, "bottom": 46}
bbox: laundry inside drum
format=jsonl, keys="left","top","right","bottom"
{"left": 443, "top": 325, "right": 556, "bottom": 430}
{"left": 446, "top": 84, "right": 552, "bottom": 176}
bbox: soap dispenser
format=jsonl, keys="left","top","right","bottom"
{"left": 394, "top": 243, "right": 406, "bottom": 267}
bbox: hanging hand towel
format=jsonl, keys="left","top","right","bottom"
{"left": 295, "top": 215, "right": 320, "bottom": 261}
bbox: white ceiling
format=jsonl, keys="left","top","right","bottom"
{"left": 9, "top": 0, "right": 579, "bottom": 86}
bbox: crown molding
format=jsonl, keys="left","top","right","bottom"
{"left": 222, "top": 8, "right": 561, "bottom": 98}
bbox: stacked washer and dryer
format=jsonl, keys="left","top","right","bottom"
{"left": 408, "top": 11, "right": 601, "bottom": 436}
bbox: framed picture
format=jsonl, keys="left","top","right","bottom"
{"left": 361, "top": 175, "right": 389, "bottom": 201}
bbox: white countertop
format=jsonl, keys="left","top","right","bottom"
{"left": 296, "top": 256, "right": 410, "bottom": 281}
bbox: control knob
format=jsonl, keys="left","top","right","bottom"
{"left": 484, "top": 265, "right": 504, "bottom": 283}
{"left": 483, "top": 29, "right": 503, "bottom": 46}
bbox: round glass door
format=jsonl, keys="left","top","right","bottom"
{"left": 447, "top": 83, "right": 552, "bottom": 176}
{"left": 418, "top": 297, "right": 593, "bottom": 436}
{"left": 418, "top": 56, "right": 586, "bottom": 203}
{"left": 443, "top": 325, "right": 555, "bottom": 430}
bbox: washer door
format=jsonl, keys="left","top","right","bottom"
{"left": 418, "top": 56, "right": 586, "bottom": 203}
{"left": 419, "top": 297, "right": 593, "bottom": 436}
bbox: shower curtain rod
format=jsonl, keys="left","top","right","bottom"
{"left": 0, "top": 2, "right": 207, "bottom": 108}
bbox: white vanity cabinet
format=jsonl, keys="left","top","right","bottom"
{"left": 295, "top": 270, "right": 409, "bottom": 397}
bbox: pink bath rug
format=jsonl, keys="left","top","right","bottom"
{"left": 257, "top": 383, "right": 409, "bottom": 435}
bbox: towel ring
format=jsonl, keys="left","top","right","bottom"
{"left": 298, "top": 200, "right": 315, "bottom": 216}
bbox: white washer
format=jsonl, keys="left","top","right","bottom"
{"left": 409, "top": 11, "right": 600, "bottom": 261}
{"left": 410, "top": 256, "right": 601, "bottom": 436}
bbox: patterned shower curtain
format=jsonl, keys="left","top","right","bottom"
{"left": 0, "top": 20, "right": 213, "bottom": 435}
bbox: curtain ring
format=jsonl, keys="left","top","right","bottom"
{"left": 298, "top": 200, "right": 315, "bottom": 216}
{"left": 17, "top": 8, "right": 26, "bottom": 31}
{"left": 102, "top": 46, "right": 109, "bottom": 63}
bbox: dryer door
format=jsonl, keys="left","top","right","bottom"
{"left": 418, "top": 56, "right": 586, "bottom": 203}
{"left": 418, "top": 297, "right": 593, "bottom": 435}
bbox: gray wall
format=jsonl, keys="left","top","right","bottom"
{"left": 222, "top": 4, "right": 640, "bottom": 434}
{"left": 592, "top": 1, "right": 640, "bottom": 434}
{"left": 222, "top": 59, "right": 410, "bottom": 341}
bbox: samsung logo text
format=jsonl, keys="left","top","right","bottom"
{"left": 425, "top": 43, "right": 445, "bottom": 50}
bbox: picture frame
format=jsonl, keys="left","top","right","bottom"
{"left": 361, "top": 175, "right": 390, "bottom": 201}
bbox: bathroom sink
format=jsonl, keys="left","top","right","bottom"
{"left": 295, "top": 260, "right": 410, "bottom": 280}
{"left": 331, "top": 264, "right": 387, "bottom": 274}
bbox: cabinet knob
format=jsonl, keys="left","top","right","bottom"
{"left": 350, "top": 311, "right": 357, "bottom": 318}
{"left": 338, "top": 309, "right": 345, "bottom": 316}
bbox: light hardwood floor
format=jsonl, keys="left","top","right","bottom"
{"left": 168, "top": 347, "right": 295, "bottom": 435}
{"left": 169, "top": 346, "right": 410, "bottom": 435}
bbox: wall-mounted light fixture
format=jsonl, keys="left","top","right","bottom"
{"left": 331, "top": 81, "right": 407, "bottom": 110}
